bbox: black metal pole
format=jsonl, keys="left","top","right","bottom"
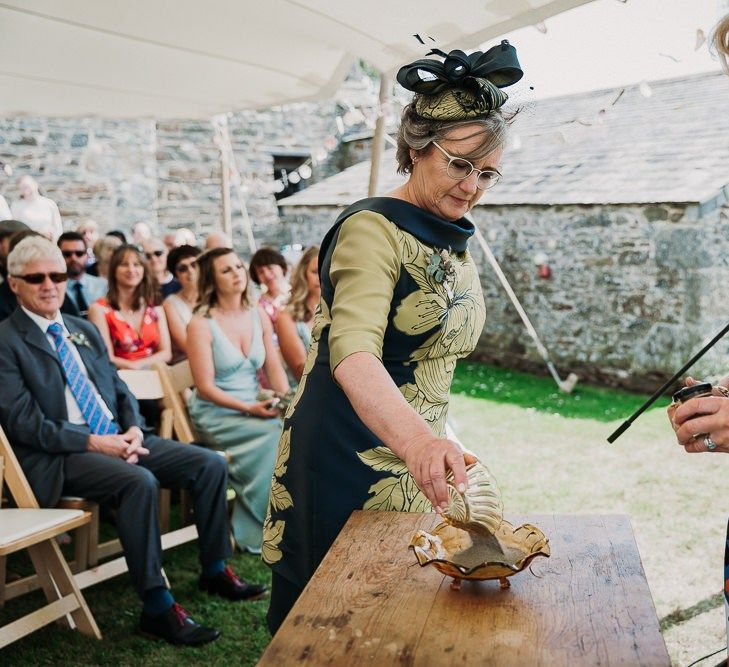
{"left": 607, "top": 320, "right": 729, "bottom": 443}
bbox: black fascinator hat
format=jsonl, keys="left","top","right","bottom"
{"left": 396, "top": 40, "right": 523, "bottom": 120}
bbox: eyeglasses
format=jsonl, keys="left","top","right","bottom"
{"left": 11, "top": 272, "right": 68, "bottom": 284}
{"left": 61, "top": 250, "right": 87, "bottom": 258}
{"left": 175, "top": 262, "right": 196, "bottom": 274}
{"left": 145, "top": 250, "right": 165, "bottom": 259}
{"left": 430, "top": 142, "right": 502, "bottom": 190}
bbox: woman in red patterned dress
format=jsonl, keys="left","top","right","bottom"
{"left": 88, "top": 244, "right": 172, "bottom": 370}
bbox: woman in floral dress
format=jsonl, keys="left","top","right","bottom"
{"left": 264, "top": 41, "right": 524, "bottom": 632}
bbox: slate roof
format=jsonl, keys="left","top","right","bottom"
{"left": 280, "top": 71, "right": 729, "bottom": 209}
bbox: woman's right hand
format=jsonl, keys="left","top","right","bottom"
{"left": 401, "top": 433, "right": 475, "bottom": 512}
{"left": 244, "top": 400, "right": 280, "bottom": 419}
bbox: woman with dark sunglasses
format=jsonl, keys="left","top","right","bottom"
{"left": 163, "top": 244, "right": 201, "bottom": 362}
{"left": 141, "top": 237, "right": 179, "bottom": 298}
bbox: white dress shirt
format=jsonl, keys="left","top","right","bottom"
{"left": 22, "top": 307, "right": 114, "bottom": 426}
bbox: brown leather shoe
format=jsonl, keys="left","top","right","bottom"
{"left": 199, "top": 566, "right": 268, "bottom": 601}
{"left": 139, "top": 603, "right": 220, "bottom": 646}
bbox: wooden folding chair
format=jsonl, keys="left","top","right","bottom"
{"left": 0, "top": 435, "right": 101, "bottom": 648}
{"left": 118, "top": 368, "right": 175, "bottom": 532}
{"left": 154, "top": 361, "right": 235, "bottom": 528}
{"left": 153, "top": 361, "right": 196, "bottom": 445}
{"left": 0, "top": 368, "right": 197, "bottom": 605}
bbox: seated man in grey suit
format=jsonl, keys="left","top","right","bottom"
{"left": 0, "top": 236, "right": 268, "bottom": 646}
{"left": 57, "top": 231, "right": 108, "bottom": 315}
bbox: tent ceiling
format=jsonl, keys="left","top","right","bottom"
{"left": 0, "top": 0, "right": 596, "bottom": 118}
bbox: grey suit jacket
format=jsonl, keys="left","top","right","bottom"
{"left": 0, "top": 308, "right": 146, "bottom": 506}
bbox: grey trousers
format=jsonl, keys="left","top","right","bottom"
{"left": 62, "top": 436, "right": 232, "bottom": 596}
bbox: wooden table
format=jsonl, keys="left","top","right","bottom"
{"left": 259, "top": 512, "right": 669, "bottom": 666}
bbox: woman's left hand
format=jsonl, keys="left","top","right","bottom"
{"left": 672, "top": 395, "right": 729, "bottom": 453}
{"left": 401, "top": 433, "right": 476, "bottom": 511}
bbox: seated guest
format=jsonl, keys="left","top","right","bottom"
{"left": 88, "top": 234, "right": 123, "bottom": 279}
{"left": 75, "top": 218, "right": 99, "bottom": 267}
{"left": 132, "top": 221, "right": 152, "bottom": 245}
{"left": 58, "top": 231, "right": 107, "bottom": 316}
{"left": 274, "top": 245, "right": 320, "bottom": 383}
{"left": 204, "top": 231, "right": 232, "bottom": 251}
{"left": 175, "top": 228, "right": 197, "bottom": 247}
{"left": 0, "top": 219, "right": 29, "bottom": 279}
{"left": 142, "top": 237, "right": 180, "bottom": 298}
{"left": 106, "top": 229, "right": 127, "bottom": 244}
{"left": 88, "top": 245, "right": 172, "bottom": 370}
{"left": 163, "top": 231, "right": 178, "bottom": 251}
{"left": 11, "top": 175, "right": 63, "bottom": 242}
{"left": 0, "top": 229, "right": 79, "bottom": 321}
{"left": 249, "top": 246, "right": 289, "bottom": 326}
{"left": 187, "top": 247, "right": 289, "bottom": 553}
{"left": 163, "top": 244, "right": 201, "bottom": 362}
{"left": 0, "top": 236, "right": 267, "bottom": 646}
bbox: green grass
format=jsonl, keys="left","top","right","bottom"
{"left": 2, "top": 545, "right": 272, "bottom": 666}
{"left": 452, "top": 361, "right": 671, "bottom": 422}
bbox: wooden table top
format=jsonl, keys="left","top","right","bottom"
{"left": 258, "top": 512, "right": 669, "bottom": 666}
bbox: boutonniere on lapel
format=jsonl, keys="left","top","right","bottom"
{"left": 68, "top": 331, "right": 91, "bottom": 348}
{"left": 426, "top": 247, "right": 456, "bottom": 299}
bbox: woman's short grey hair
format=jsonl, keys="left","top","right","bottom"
{"left": 7, "top": 236, "right": 64, "bottom": 276}
{"left": 395, "top": 102, "right": 510, "bottom": 175}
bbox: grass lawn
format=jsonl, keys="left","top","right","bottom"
{"left": 1, "top": 362, "right": 723, "bottom": 665}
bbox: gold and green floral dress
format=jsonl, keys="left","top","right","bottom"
{"left": 263, "top": 197, "right": 486, "bottom": 606}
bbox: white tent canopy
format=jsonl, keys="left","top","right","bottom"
{"left": 0, "top": 0, "right": 595, "bottom": 118}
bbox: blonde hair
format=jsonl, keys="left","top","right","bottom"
{"left": 286, "top": 246, "right": 319, "bottom": 322}
{"left": 93, "top": 235, "right": 122, "bottom": 278}
{"left": 713, "top": 13, "right": 729, "bottom": 73}
{"left": 193, "top": 247, "right": 251, "bottom": 317}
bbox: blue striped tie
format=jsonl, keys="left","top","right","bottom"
{"left": 46, "top": 322, "right": 119, "bottom": 435}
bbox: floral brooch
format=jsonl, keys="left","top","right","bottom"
{"left": 426, "top": 248, "right": 456, "bottom": 298}
{"left": 67, "top": 331, "right": 91, "bottom": 348}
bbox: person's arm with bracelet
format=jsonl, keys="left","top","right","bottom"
{"left": 326, "top": 213, "right": 470, "bottom": 511}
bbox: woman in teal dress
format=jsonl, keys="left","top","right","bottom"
{"left": 187, "top": 247, "right": 289, "bottom": 553}
{"left": 263, "top": 42, "right": 524, "bottom": 632}
{"left": 274, "top": 245, "right": 319, "bottom": 383}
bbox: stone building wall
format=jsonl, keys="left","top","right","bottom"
{"left": 0, "top": 116, "right": 156, "bottom": 232}
{"left": 279, "top": 201, "right": 729, "bottom": 390}
{"left": 0, "top": 101, "right": 344, "bottom": 254}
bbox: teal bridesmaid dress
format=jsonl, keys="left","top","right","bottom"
{"left": 188, "top": 308, "right": 282, "bottom": 553}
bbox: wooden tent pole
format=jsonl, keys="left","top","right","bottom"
{"left": 368, "top": 73, "right": 389, "bottom": 197}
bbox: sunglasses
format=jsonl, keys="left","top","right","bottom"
{"left": 175, "top": 262, "right": 196, "bottom": 274}
{"left": 145, "top": 250, "right": 165, "bottom": 259}
{"left": 61, "top": 250, "right": 87, "bottom": 258}
{"left": 11, "top": 272, "right": 68, "bottom": 284}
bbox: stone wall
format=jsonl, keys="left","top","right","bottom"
{"left": 0, "top": 116, "right": 156, "bottom": 232}
{"left": 0, "top": 102, "right": 344, "bottom": 255}
{"left": 280, "top": 201, "right": 729, "bottom": 390}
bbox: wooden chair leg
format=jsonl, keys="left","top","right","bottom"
{"left": 87, "top": 505, "right": 99, "bottom": 567}
{"left": 27, "top": 540, "right": 101, "bottom": 639}
{"left": 72, "top": 523, "right": 90, "bottom": 574}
